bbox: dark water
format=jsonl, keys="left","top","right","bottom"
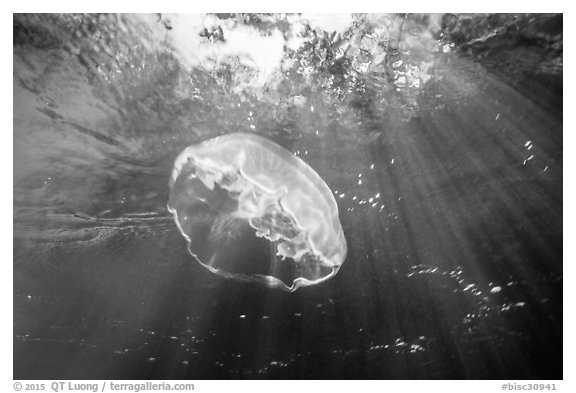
{"left": 13, "top": 14, "right": 562, "bottom": 379}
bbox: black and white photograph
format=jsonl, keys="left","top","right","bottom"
{"left": 12, "top": 11, "right": 564, "bottom": 382}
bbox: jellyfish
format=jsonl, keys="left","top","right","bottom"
{"left": 167, "top": 132, "right": 347, "bottom": 292}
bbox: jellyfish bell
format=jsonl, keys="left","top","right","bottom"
{"left": 167, "top": 132, "right": 347, "bottom": 292}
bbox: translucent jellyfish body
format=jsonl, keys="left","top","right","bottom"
{"left": 167, "top": 133, "right": 347, "bottom": 292}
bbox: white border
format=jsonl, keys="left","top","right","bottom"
{"left": 5, "top": 4, "right": 571, "bottom": 390}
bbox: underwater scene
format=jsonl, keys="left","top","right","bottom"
{"left": 13, "top": 13, "right": 562, "bottom": 379}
